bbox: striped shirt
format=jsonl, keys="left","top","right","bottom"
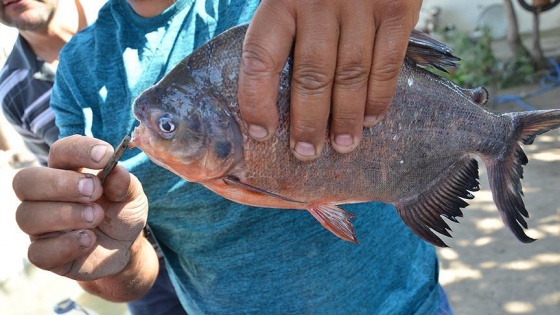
{"left": 0, "top": 36, "right": 58, "bottom": 165}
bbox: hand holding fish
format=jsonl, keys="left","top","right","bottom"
{"left": 13, "top": 136, "right": 157, "bottom": 298}
{"left": 238, "top": 0, "right": 423, "bottom": 162}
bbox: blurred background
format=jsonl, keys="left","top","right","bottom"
{"left": 1, "top": 0, "right": 559, "bottom": 314}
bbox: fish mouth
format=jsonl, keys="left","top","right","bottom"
{"left": 130, "top": 98, "right": 149, "bottom": 149}
{"left": 129, "top": 125, "right": 146, "bottom": 149}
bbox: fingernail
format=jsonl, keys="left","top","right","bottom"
{"left": 90, "top": 145, "right": 108, "bottom": 163}
{"left": 78, "top": 177, "right": 94, "bottom": 198}
{"left": 364, "top": 115, "right": 378, "bottom": 126}
{"left": 248, "top": 125, "right": 268, "bottom": 139}
{"left": 78, "top": 231, "right": 92, "bottom": 247}
{"left": 294, "top": 142, "right": 316, "bottom": 156}
{"left": 82, "top": 205, "right": 95, "bottom": 223}
{"left": 334, "top": 134, "right": 354, "bottom": 147}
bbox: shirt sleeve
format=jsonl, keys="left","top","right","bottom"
{"left": 0, "top": 68, "right": 56, "bottom": 165}
{"left": 50, "top": 58, "right": 87, "bottom": 139}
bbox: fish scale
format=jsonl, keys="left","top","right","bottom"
{"left": 129, "top": 24, "right": 560, "bottom": 247}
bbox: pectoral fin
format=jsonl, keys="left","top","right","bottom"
{"left": 222, "top": 175, "right": 304, "bottom": 204}
{"left": 308, "top": 204, "right": 359, "bottom": 244}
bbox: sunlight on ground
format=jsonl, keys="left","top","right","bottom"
{"left": 501, "top": 253, "right": 560, "bottom": 271}
{"left": 473, "top": 236, "right": 493, "bottom": 247}
{"left": 439, "top": 260, "right": 482, "bottom": 286}
{"left": 503, "top": 301, "right": 535, "bottom": 314}
{"left": 538, "top": 292, "right": 560, "bottom": 306}
{"left": 531, "top": 150, "right": 560, "bottom": 162}
{"left": 475, "top": 217, "right": 504, "bottom": 233}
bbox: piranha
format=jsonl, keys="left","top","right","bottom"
{"left": 129, "top": 24, "right": 560, "bottom": 247}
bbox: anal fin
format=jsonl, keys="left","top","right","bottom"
{"left": 395, "top": 158, "right": 480, "bottom": 247}
{"left": 308, "top": 204, "right": 359, "bottom": 244}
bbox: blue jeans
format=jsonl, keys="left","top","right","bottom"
{"left": 435, "top": 284, "right": 454, "bottom": 315}
{"left": 127, "top": 257, "right": 187, "bottom": 315}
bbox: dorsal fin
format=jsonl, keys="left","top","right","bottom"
{"left": 394, "top": 157, "right": 480, "bottom": 247}
{"left": 406, "top": 29, "right": 460, "bottom": 72}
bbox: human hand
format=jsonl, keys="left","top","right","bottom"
{"left": 238, "top": 0, "right": 423, "bottom": 162}
{"left": 14, "top": 135, "right": 149, "bottom": 281}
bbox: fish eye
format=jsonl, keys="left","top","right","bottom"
{"left": 158, "top": 116, "right": 176, "bottom": 133}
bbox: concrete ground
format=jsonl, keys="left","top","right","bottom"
{"left": 0, "top": 21, "right": 559, "bottom": 315}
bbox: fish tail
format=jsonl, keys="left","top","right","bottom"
{"left": 485, "top": 109, "right": 560, "bottom": 243}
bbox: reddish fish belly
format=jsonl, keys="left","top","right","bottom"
{"left": 201, "top": 177, "right": 365, "bottom": 243}
{"left": 202, "top": 178, "right": 309, "bottom": 210}
{"left": 201, "top": 178, "right": 373, "bottom": 209}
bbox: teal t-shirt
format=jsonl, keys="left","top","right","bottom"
{"left": 51, "top": 0, "right": 441, "bottom": 313}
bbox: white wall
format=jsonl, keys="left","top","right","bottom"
{"left": 419, "top": 0, "right": 560, "bottom": 35}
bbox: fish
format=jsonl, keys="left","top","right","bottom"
{"left": 129, "top": 24, "right": 560, "bottom": 247}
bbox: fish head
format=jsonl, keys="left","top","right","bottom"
{"left": 130, "top": 81, "right": 244, "bottom": 183}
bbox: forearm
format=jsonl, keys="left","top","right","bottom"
{"left": 78, "top": 235, "right": 159, "bottom": 302}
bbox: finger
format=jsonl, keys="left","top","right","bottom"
{"left": 365, "top": 8, "right": 416, "bottom": 126}
{"left": 16, "top": 201, "right": 104, "bottom": 236}
{"left": 101, "top": 165, "right": 136, "bottom": 203}
{"left": 238, "top": 1, "right": 295, "bottom": 141}
{"left": 49, "top": 135, "right": 114, "bottom": 170}
{"left": 28, "top": 229, "right": 96, "bottom": 274}
{"left": 13, "top": 167, "right": 103, "bottom": 202}
{"left": 289, "top": 6, "right": 339, "bottom": 161}
{"left": 98, "top": 166, "right": 148, "bottom": 242}
{"left": 330, "top": 7, "right": 375, "bottom": 154}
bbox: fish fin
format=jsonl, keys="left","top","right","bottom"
{"left": 461, "top": 86, "right": 489, "bottom": 106}
{"left": 394, "top": 158, "right": 480, "bottom": 247}
{"left": 406, "top": 29, "right": 461, "bottom": 72}
{"left": 308, "top": 204, "right": 359, "bottom": 244}
{"left": 222, "top": 175, "right": 304, "bottom": 204}
{"left": 484, "top": 146, "right": 535, "bottom": 244}
{"left": 514, "top": 110, "right": 560, "bottom": 145}
{"left": 482, "top": 110, "right": 560, "bottom": 243}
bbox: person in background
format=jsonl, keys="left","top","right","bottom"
{"left": 0, "top": 1, "right": 185, "bottom": 314}
{"left": 13, "top": 0, "right": 454, "bottom": 314}
{"left": 0, "top": 0, "right": 102, "bottom": 165}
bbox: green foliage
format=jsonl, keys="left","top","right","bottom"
{"left": 431, "top": 28, "right": 536, "bottom": 89}
{"left": 496, "top": 54, "right": 536, "bottom": 88}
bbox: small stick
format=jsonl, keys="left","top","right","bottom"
{"left": 100, "top": 135, "right": 131, "bottom": 185}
